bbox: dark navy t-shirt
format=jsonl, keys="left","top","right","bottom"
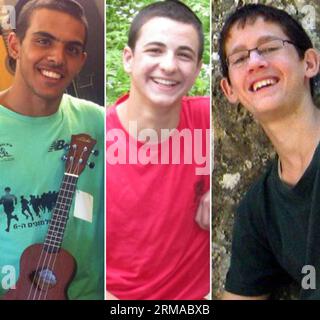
{"left": 225, "top": 143, "right": 320, "bottom": 299}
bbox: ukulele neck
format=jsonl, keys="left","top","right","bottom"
{"left": 44, "top": 173, "right": 78, "bottom": 253}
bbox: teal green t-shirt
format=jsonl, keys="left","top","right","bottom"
{"left": 0, "top": 94, "right": 104, "bottom": 300}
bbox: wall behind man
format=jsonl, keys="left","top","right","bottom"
{"left": 212, "top": 0, "right": 320, "bottom": 300}
{"left": 70, "top": 0, "right": 104, "bottom": 106}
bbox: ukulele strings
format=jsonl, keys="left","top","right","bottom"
{"left": 36, "top": 145, "right": 86, "bottom": 299}
{"left": 32, "top": 147, "right": 77, "bottom": 300}
{"left": 28, "top": 144, "right": 83, "bottom": 300}
{"left": 26, "top": 155, "right": 75, "bottom": 300}
{"left": 39, "top": 173, "right": 75, "bottom": 300}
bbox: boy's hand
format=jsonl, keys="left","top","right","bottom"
{"left": 195, "top": 191, "right": 210, "bottom": 230}
{"left": 106, "top": 290, "right": 119, "bottom": 300}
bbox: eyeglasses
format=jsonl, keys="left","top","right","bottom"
{"left": 226, "top": 38, "right": 297, "bottom": 69}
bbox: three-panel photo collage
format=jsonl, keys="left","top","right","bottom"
{"left": 0, "top": 0, "right": 319, "bottom": 301}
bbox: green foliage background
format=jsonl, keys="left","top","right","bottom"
{"left": 106, "top": 0, "right": 211, "bottom": 106}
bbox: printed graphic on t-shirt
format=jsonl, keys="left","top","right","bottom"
{"left": 0, "top": 187, "right": 58, "bottom": 233}
{"left": 0, "top": 143, "right": 14, "bottom": 161}
{"left": 48, "top": 139, "right": 69, "bottom": 152}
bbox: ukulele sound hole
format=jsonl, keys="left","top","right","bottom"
{"left": 32, "top": 268, "right": 57, "bottom": 289}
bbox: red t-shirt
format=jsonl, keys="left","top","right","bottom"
{"left": 106, "top": 95, "right": 210, "bottom": 299}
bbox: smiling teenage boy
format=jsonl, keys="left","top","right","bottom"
{"left": 0, "top": 0, "right": 104, "bottom": 299}
{"left": 218, "top": 4, "right": 320, "bottom": 299}
{"left": 106, "top": 0, "right": 210, "bottom": 300}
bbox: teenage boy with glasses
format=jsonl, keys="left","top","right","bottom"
{"left": 218, "top": 4, "right": 320, "bottom": 300}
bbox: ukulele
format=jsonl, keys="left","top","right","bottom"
{"left": 0, "top": 25, "right": 14, "bottom": 91}
{"left": 3, "top": 133, "right": 97, "bottom": 300}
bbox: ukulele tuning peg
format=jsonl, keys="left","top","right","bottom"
{"left": 64, "top": 144, "right": 70, "bottom": 151}
{"left": 61, "top": 155, "right": 67, "bottom": 161}
{"left": 87, "top": 162, "right": 95, "bottom": 169}
{"left": 91, "top": 150, "right": 99, "bottom": 156}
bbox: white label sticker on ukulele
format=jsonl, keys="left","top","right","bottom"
{"left": 73, "top": 190, "right": 93, "bottom": 222}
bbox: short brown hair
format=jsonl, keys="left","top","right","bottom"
{"left": 16, "top": 0, "right": 88, "bottom": 48}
